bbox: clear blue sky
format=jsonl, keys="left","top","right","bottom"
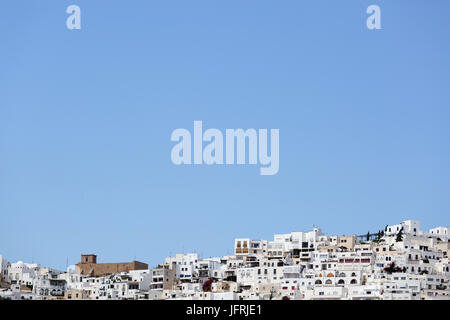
{"left": 1, "top": 1, "right": 449, "bottom": 270}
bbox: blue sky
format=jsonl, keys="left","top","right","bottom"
{"left": 1, "top": 1, "right": 449, "bottom": 270}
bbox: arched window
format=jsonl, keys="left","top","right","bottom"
{"left": 315, "top": 279, "right": 322, "bottom": 285}
{"left": 327, "top": 273, "right": 334, "bottom": 278}
{"left": 350, "top": 279, "right": 357, "bottom": 284}
{"left": 338, "top": 279, "right": 345, "bottom": 285}
{"left": 351, "top": 272, "right": 357, "bottom": 277}
{"left": 325, "top": 279, "right": 332, "bottom": 285}
{"left": 338, "top": 272, "right": 346, "bottom": 277}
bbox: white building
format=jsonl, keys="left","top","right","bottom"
{"left": 165, "top": 253, "right": 199, "bottom": 280}
{"left": 7, "top": 261, "right": 40, "bottom": 286}
{"left": 0, "top": 254, "right": 10, "bottom": 282}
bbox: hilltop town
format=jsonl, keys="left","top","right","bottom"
{"left": 1, "top": 220, "right": 449, "bottom": 300}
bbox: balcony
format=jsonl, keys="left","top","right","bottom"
{"left": 198, "top": 270, "right": 209, "bottom": 277}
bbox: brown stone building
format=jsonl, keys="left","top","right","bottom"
{"left": 338, "top": 235, "right": 357, "bottom": 251}
{"left": 150, "top": 262, "right": 177, "bottom": 291}
{"left": 75, "top": 254, "right": 148, "bottom": 277}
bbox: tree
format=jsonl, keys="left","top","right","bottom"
{"left": 384, "top": 262, "right": 402, "bottom": 274}
{"left": 384, "top": 262, "right": 395, "bottom": 273}
{"left": 396, "top": 227, "right": 404, "bottom": 242}
{"left": 202, "top": 279, "right": 213, "bottom": 292}
{"left": 269, "top": 287, "right": 276, "bottom": 300}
